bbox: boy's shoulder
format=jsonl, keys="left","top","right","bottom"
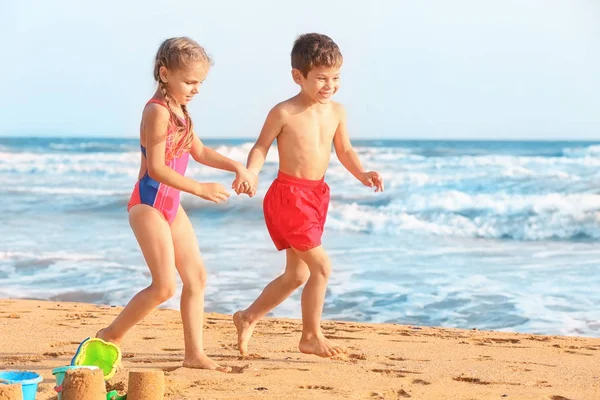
{"left": 331, "top": 100, "right": 345, "bottom": 113}
{"left": 265, "top": 97, "right": 301, "bottom": 122}
{"left": 272, "top": 96, "right": 299, "bottom": 113}
{"left": 273, "top": 98, "right": 346, "bottom": 113}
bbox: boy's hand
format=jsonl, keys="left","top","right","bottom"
{"left": 232, "top": 167, "right": 258, "bottom": 197}
{"left": 359, "top": 171, "right": 384, "bottom": 192}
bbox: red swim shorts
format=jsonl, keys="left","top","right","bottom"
{"left": 263, "top": 170, "right": 330, "bottom": 252}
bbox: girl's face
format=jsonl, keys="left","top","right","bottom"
{"left": 160, "top": 61, "right": 209, "bottom": 106}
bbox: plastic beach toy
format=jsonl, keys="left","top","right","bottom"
{"left": 107, "top": 389, "right": 128, "bottom": 399}
{"left": 71, "top": 337, "right": 122, "bottom": 380}
{"left": 0, "top": 370, "right": 43, "bottom": 400}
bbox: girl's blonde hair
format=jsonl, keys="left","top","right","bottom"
{"left": 153, "top": 37, "right": 213, "bottom": 160}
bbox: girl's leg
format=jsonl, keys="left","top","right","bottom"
{"left": 97, "top": 205, "right": 178, "bottom": 344}
{"left": 170, "top": 206, "right": 230, "bottom": 372}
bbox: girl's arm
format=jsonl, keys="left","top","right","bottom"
{"left": 190, "top": 134, "right": 243, "bottom": 172}
{"left": 144, "top": 104, "right": 230, "bottom": 203}
{"left": 191, "top": 134, "right": 258, "bottom": 195}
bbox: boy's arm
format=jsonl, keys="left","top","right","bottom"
{"left": 246, "top": 105, "right": 286, "bottom": 176}
{"left": 144, "top": 105, "right": 230, "bottom": 203}
{"left": 333, "top": 104, "right": 384, "bottom": 192}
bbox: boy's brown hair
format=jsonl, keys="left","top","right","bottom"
{"left": 291, "top": 33, "right": 343, "bottom": 77}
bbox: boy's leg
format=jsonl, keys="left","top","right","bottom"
{"left": 234, "top": 249, "right": 310, "bottom": 355}
{"left": 171, "top": 206, "right": 230, "bottom": 372}
{"left": 293, "top": 245, "right": 345, "bottom": 358}
{"left": 97, "top": 205, "right": 177, "bottom": 344}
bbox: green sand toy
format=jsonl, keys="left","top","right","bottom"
{"left": 107, "top": 389, "right": 127, "bottom": 399}
{"left": 71, "top": 337, "right": 122, "bottom": 381}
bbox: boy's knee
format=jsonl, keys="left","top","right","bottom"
{"left": 310, "top": 259, "right": 331, "bottom": 280}
{"left": 284, "top": 269, "right": 310, "bottom": 287}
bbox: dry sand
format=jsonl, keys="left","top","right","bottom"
{"left": 0, "top": 299, "right": 598, "bottom": 399}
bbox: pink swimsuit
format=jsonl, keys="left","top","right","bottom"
{"left": 127, "top": 99, "right": 190, "bottom": 224}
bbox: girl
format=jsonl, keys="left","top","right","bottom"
{"left": 95, "top": 37, "right": 257, "bottom": 372}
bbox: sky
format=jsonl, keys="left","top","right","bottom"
{"left": 0, "top": 0, "right": 598, "bottom": 140}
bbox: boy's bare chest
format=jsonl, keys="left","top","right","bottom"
{"left": 283, "top": 113, "right": 338, "bottom": 144}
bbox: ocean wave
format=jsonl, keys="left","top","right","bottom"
{"left": 49, "top": 141, "right": 135, "bottom": 153}
{"left": 562, "top": 144, "right": 600, "bottom": 158}
{"left": 327, "top": 192, "right": 600, "bottom": 241}
{"left": 5, "top": 186, "right": 128, "bottom": 196}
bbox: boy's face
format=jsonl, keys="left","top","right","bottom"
{"left": 294, "top": 66, "right": 341, "bottom": 104}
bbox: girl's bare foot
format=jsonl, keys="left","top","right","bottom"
{"left": 299, "top": 333, "right": 346, "bottom": 358}
{"left": 95, "top": 328, "right": 122, "bottom": 345}
{"left": 183, "top": 353, "right": 231, "bottom": 372}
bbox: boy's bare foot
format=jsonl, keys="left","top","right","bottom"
{"left": 183, "top": 354, "right": 232, "bottom": 373}
{"left": 233, "top": 311, "right": 256, "bottom": 356}
{"left": 299, "top": 334, "right": 346, "bottom": 358}
{"left": 95, "top": 328, "right": 122, "bottom": 345}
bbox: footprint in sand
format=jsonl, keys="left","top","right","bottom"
{"left": 528, "top": 335, "right": 552, "bottom": 342}
{"left": 298, "top": 385, "right": 334, "bottom": 390}
{"left": 49, "top": 341, "right": 73, "bottom": 348}
{"left": 412, "top": 379, "right": 431, "bottom": 385}
{"left": 324, "top": 334, "right": 364, "bottom": 341}
{"left": 453, "top": 376, "right": 490, "bottom": 385}
{"left": 230, "top": 364, "right": 250, "bottom": 374}
{"left": 43, "top": 351, "right": 67, "bottom": 358}
{"left": 453, "top": 376, "right": 521, "bottom": 386}
{"left": 371, "top": 389, "right": 411, "bottom": 399}
{"left": 348, "top": 353, "right": 367, "bottom": 360}
{"left": 237, "top": 353, "right": 267, "bottom": 360}
{"left": 387, "top": 356, "right": 406, "bottom": 362}
{"left": 564, "top": 350, "right": 594, "bottom": 356}
{"left": 372, "top": 368, "right": 422, "bottom": 378}
{"left": 335, "top": 328, "right": 362, "bottom": 333}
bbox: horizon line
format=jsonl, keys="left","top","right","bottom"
{"left": 0, "top": 135, "right": 598, "bottom": 143}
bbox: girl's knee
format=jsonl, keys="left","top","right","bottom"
{"left": 183, "top": 265, "right": 207, "bottom": 292}
{"left": 150, "top": 281, "right": 177, "bottom": 303}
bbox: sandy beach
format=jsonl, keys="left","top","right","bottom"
{"left": 0, "top": 299, "right": 598, "bottom": 399}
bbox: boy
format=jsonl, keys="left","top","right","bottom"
{"left": 233, "top": 33, "right": 384, "bottom": 358}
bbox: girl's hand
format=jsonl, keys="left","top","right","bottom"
{"left": 195, "top": 182, "right": 231, "bottom": 203}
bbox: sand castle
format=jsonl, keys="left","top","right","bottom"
{"left": 61, "top": 368, "right": 106, "bottom": 400}
{"left": 0, "top": 384, "right": 22, "bottom": 400}
{"left": 127, "top": 370, "right": 165, "bottom": 400}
